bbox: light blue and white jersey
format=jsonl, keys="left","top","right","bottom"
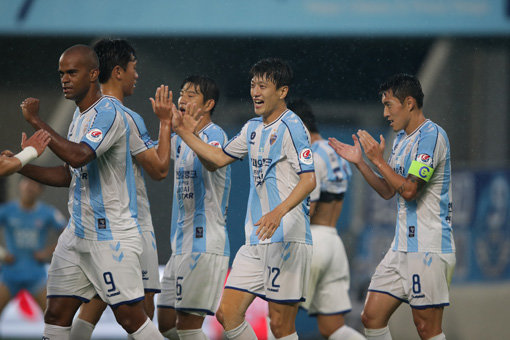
{"left": 309, "top": 139, "right": 352, "bottom": 202}
{"left": 107, "top": 96, "right": 155, "bottom": 233}
{"left": 223, "top": 109, "right": 314, "bottom": 245}
{"left": 171, "top": 122, "right": 231, "bottom": 256}
{"left": 0, "top": 201, "right": 66, "bottom": 280}
{"left": 387, "top": 119, "right": 454, "bottom": 253}
{"left": 66, "top": 96, "right": 139, "bottom": 241}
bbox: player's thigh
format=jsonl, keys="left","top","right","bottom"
{"left": 411, "top": 306, "right": 444, "bottom": 338}
{"left": 362, "top": 291, "right": 402, "bottom": 328}
{"left": 157, "top": 306, "right": 177, "bottom": 332}
{"left": 77, "top": 296, "right": 108, "bottom": 325}
{"left": 140, "top": 230, "right": 161, "bottom": 292}
{"left": 0, "top": 283, "right": 12, "bottom": 313}
{"left": 111, "top": 300, "right": 148, "bottom": 333}
{"left": 316, "top": 314, "right": 346, "bottom": 338}
{"left": 267, "top": 300, "right": 299, "bottom": 333}
{"left": 217, "top": 288, "right": 256, "bottom": 326}
{"left": 176, "top": 310, "right": 206, "bottom": 330}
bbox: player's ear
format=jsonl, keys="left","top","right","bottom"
{"left": 112, "top": 65, "right": 123, "bottom": 80}
{"left": 90, "top": 68, "right": 99, "bottom": 82}
{"left": 204, "top": 99, "right": 215, "bottom": 113}
{"left": 278, "top": 85, "right": 289, "bottom": 100}
{"left": 406, "top": 96, "right": 416, "bottom": 111}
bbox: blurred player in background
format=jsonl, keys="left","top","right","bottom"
{"left": 156, "top": 75, "right": 231, "bottom": 340}
{"left": 284, "top": 99, "right": 365, "bottom": 340}
{"left": 0, "top": 130, "right": 50, "bottom": 177}
{"left": 0, "top": 178, "right": 66, "bottom": 316}
{"left": 18, "top": 44, "right": 163, "bottom": 339}
{"left": 329, "top": 74, "right": 455, "bottom": 340}
{"left": 171, "top": 58, "right": 316, "bottom": 340}
{"left": 69, "top": 38, "right": 173, "bottom": 340}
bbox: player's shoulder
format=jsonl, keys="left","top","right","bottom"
{"left": 204, "top": 122, "right": 227, "bottom": 135}
{"left": 281, "top": 110, "right": 308, "bottom": 133}
{"left": 94, "top": 96, "right": 118, "bottom": 116}
{"left": 0, "top": 201, "right": 16, "bottom": 211}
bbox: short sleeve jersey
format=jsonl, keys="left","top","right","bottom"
{"left": 66, "top": 97, "right": 139, "bottom": 241}
{"left": 170, "top": 123, "right": 231, "bottom": 256}
{"left": 107, "top": 96, "right": 155, "bottom": 233}
{"left": 387, "top": 119, "right": 455, "bottom": 253}
{"left": 309, "top": 139, "right": 352, "bottom": 202}
{"left": 0, "top": 201, "right": 66, "bottom": 279}
{"left": 223, "top": 109, "right": 314, "bottom": 245}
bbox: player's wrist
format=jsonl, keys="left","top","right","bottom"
{"left": 14, "top": 146, "right": 38, "bottom": 167}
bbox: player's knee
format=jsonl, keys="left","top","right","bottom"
{"left": 360, "top": 308, "right": 375, "bottom": 328}
{"left": 268, "top": 315, "right": 290, "bottom": 338}
{"left": 413, "top": 319, "right": 437, "bottom": 340}
{"left": 44, "top": 306, "right": 68, "bottom": 327}
{"left": 215, "top": 306, "right": 226, "bottom": 327}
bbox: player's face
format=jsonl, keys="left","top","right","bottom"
{"left": 178, "top": 83, "right": 206, "bottom": 115}
{"left": 250, "top": 75, "right": 286, "bottom": 118}
{"left": 58, "top": 53, "right": 92, "bottom": 102}
{"left": 19, "top": 179, "right": 42, "bottom": 203}
{"left": 381, "top": 90, "right": 411, "bottom": 132}
{"left": 121, "top": 56, "right": 138, "bottom": 97}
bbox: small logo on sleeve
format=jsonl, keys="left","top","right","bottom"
{"left": 417, "top": 153, "right": 432, "bottom": 166}
{"left": 208, "top": 141, "right": 221, "bottom": 148}
{"left": 86, "top": 128, "right": 103, "bottom": 143}
{"left": 299, "top": 148, "right": 313, "bottom": 165}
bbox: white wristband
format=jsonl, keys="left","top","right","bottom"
{"left": 14, "top": 146, "right": 38, "bottom": 167}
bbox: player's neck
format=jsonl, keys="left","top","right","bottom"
{"left": 101, "top": 83, "right": 124, "bottom": 103}
{"left": 310, "top": 132, "right": 322, "bottom": 144}
{"left": 76, "top": 85, "right": 102, "bottom": 113}
{"left": 263, "top": 105, "right": 287, "bottom": 125}
{"left": 405, "top": 110, "right": 426, "bottom": 135}
{"left": 195, "top": 113, "right": 212, "bottom": 133}
{"left": 20, "top": 199, "right": 36, "bottom": 210}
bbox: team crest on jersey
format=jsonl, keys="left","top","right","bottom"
{"left": 269, "top": 133, "right": 278, "bottom": 145}
{"left": 299, "top": 148, "right": 313, "bottom": 165}
{"left": 86, "top": 128, "right": 103, "bottom": 143}
{"left": 417, "top": 153, "right": 432, "bottom": 166}
{"left": 208, "top": 140, "right": 221, "bottom": 148}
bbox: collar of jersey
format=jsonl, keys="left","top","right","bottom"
{"left": 103, "top": 95, "right": 122, "bottom": 104}
{"left": 263, "top": 109, "right": 289, "bottom": 128}
{"left": 405, "top": 119, "right": 430, "bottom": 139}
{"left": 80, "top": 96, "right": 106, "bottom": 115}
{"left": 197, "top": 122, "right": 213, "bottom": 135}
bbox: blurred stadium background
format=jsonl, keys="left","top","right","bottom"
{"left": 1, "top": 0, "right": 510, "bottom": 339}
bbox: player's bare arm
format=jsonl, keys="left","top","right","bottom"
{"left": 172, "top": 103, "right": 234, "bottom": 169}
{"left": 255, "top": 171, "right": 316, "bottom": 241}
{"left": 21, "top": 98, "right": 95, "bottom": 168}
{"left": 19, "top": 163, "right": 72, "bottom": 187}
{"left": 136, "top": 85, "right": 174, "bottom": 180}
{"left": 357, "top": 129, "right": 425, "bottom": 201}
{"left": 329, "top": 134, "right": 394, "bottom": 199}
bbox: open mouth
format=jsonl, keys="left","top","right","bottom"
{"left": 253, "top": 99, "right": 264, "bottom": 108}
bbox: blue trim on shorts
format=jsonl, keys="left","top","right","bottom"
{"left": 47, "top": 295, "right": 90, "bottom": 303}
{"left": 224, "top": 286, "right": 304, "bottom": 304}
{"left": 110, "top": 296, "right": 145, "bottom": 308}
{"left": 308, "top": 308, "right": 352, "bottom": 317}
{"left": 144, "top": 288, "right": 161, "bottom": 293}
{"left": 411, "top": 302, "right": 450, "bottom": 310}
{"left": 157, "top": 305, "right": 176, "bottom": 309}
{"left": 368, "top": 289, "right": 409, "bottom": 304}
{"left": 175, "top": 307, "right": 215, "bottom": 316}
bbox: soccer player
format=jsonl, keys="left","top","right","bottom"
{"left": 171, "top": 58, "right": 316, "bottom": 340}
{"left": 0, "top": 130, "right": 50, "bottom": 176}
{"left": 329, "top": 74, "right": 455, "bottom": 340}
{"left": 157, "top": 75, "right": 231, "bottom": 340}
{"left": 0, "top": 178, "right": 66, "bottom": 316}
{"left": 18, "top": 44, "right": 163, "bottom": 339}
{"left": 69, "top": 38, "right": 173, "bottom": 340}
{"left": 286, "top": 99, "right": 365, "bottom": 340}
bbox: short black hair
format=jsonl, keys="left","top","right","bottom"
{"left": 249, "top": 58, "right": 293, "bottom": 89}
{"left": 93, "top": 38, "right": 136, "bottom": 84}
{"left": 180, "top": 75, "right": 220, "bottom": 114}
{"left": 288, "top": 99, "right": 318, "bottom": 133}
{"left": 379, "top": 73, "right": 424, "bottom": 108}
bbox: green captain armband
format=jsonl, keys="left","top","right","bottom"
{"left": 408, "top": 160, "right": 434, "bottom": 182}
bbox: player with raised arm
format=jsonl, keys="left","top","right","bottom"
{"left": 329, "top": 74, "right": 455, "bottom": 340}
{"left": 285, "top": 99, "right": 365, "bottom": 340}
{"left": 0, "top": 130, "right": 50, "bottom": 177}
{"left": 172, "top": 58, "right": 316, "bottom": 340}
{"left": 0, "top": 178, "right": 66, "bottom": 317}
{"left": 69, "top": 38, "right": 173, "bottom": 340}
{"left": 156, "top": 75, "right": 231, "bottom": 340}
{"left": 18, "top": 44, "right": 164, "bottom": 339}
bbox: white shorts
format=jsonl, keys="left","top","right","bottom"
{"left": 368, "top": 249, "right": 456, "bottom": 308}
{"left": 157, "top": 252, "right": 229, "bottom": 316}
{"left": 225, "top": 242, "right": 312, "bottom": 303}
{"left": 301, "top": 225, "right": 352, "bottom": 315}
{"left": 140, "top": 230, "right": 161, "bottom": 292}
{"left": 47, "top": 229, "right": 144, "bottom": 307}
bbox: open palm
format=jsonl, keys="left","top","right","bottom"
{"left": 328, "top": 135, "right": 363, "bottom": 164}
